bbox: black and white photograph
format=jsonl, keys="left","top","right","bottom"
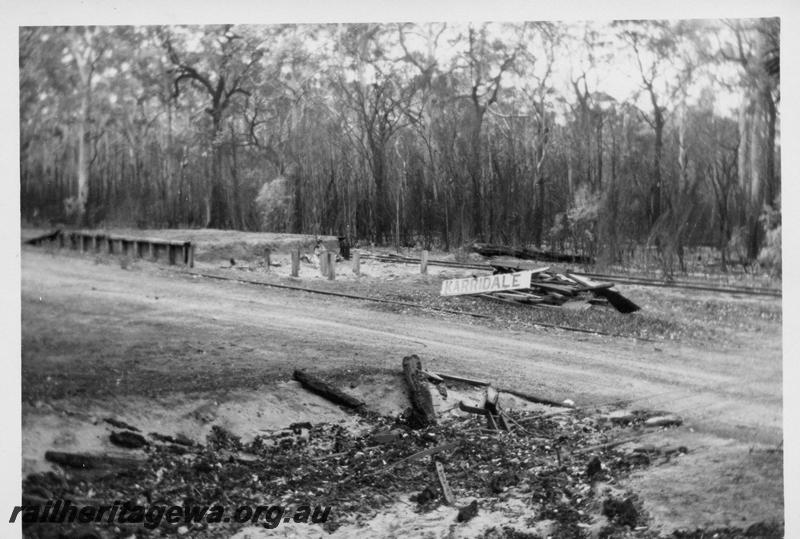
{"left": 8, "top": 1, "right": 796, "bottom": 537}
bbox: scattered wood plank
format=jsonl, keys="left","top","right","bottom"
{"left": 366, "top": 442, "right": 459, "bottom": 477}
{"left": 501, "top": 388, "right": 569, "bottom": 408}
{"left": 435, "top": 372, "right": 490, "bottom": 387}
{"left": 567, "top": 272, "right": 640, "bottom": 314}
{"left": 435, "top": 461, "right": 456, "bottom": 505}
{"left": 421, "top": 370, "right": 444, "bottom": 383}
{"left": 403, "top": 355, "right": 437, "bottom": 428}
{"left": 292, "top": 369, "right": 365, "bottom": 410}
{"left": 435, "top": 371, "right": 567, "bottom": 408}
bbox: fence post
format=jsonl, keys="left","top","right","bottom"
{"left": 168, "top": 244, "right": 176, "bottom": 265}
{"left": 327, "top": 251, "right": 336, "bottom": 280}
{"left": 149, "top": 242, "right": 155, "bottom": 260}
{"left": 421, "top": 250, "right": 429, "bottom": 274}
{"left": 188, "top": 243, "right": 195, "bottom": 268}
{"left": 291, "top": 249, "right": 300, "bottom": 277}
{"left": 264, "top": 248, "right": 271, "bottom": 272}
{"left": 320, "top": 251, "right": 328, "bottom": 277}
{"left": 353, "top": 252, "right": 360, "bottom": 275}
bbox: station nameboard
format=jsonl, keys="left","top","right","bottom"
{"left": 440, "top": 270, "right": 533, "bottom": 297}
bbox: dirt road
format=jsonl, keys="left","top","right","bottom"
{"left": 22, "top": 250, "right": 781, "bottom": 445}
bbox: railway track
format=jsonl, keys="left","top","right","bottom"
{"left": 359, "top": 253, "right": 782, "bottom": 298}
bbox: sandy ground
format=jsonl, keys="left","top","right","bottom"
{"left": 20, "top": 247, "right": 784, "bottom": 536}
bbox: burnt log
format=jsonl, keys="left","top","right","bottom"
{"left": 109, "top": 431, "right": 148, "bottom": 449}
{"left": 403, "top": 355, "right": 437, "bottom": 428}
{"left": 44, "top": 451, "right": 144, "bottom": 470}
{"left": 292, "top": 369, "right": 365, "bottom": 410}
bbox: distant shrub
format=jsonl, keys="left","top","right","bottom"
{"left": 255, "top": 177, "right": 291, "bottom": 232}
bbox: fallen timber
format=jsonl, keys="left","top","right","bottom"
{"left": 359, "top": 252, "right": 780, "bottom": 297}
{"left": 440, "top": 263, "right": 641, "bottom": 314}
{"left": 292, "top": 369, "right": 365, "bottom": 410}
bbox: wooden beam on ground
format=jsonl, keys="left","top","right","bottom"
{"left": 292, "top": 369, "right": 365, "bottom": 410}
{"left": 402, "top": 354, "right": 437, "bottom": 428}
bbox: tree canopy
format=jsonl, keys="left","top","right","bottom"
{"left": 19, "top": 19, "right": 780, "bottom": 271}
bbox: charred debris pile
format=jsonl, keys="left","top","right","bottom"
{"left": 21, "top": 357, "right": 697, "bottom": 537}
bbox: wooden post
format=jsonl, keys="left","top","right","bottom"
{"left": 327, "top": 251, "right": 336, "bottom": 280}
{"left": 107, "top": 238, "right": 113, "bottom": 254}
{"left": 320, "top": 251, "right": 328, "bottom": 277}
{"left": 149, "top": 242, "right": 155, "bottom": 260}
{"left": 168, "top": 244, "right": 176, "bottom": 265}
{"left": 79, "top": 235, "right": 86, "bottom": 253}
{"left": 122, "top": 240, "right": 129, "bottom": 256}
{"left": 421, "top": 250, "right": 429, "bottom": 274}
{"left": 353, "top": 252, "right": 360, "bottom": 275}
{"left": 291, "top": 250, "right": 300, "bottom": 277}
{"left": 91, "top": 235, "right": 98, "bottom": 252}
{"left": 264, "top": 248, "right": 271, "bottom": 272}
{"left": 188, "top": 243, "right": 195, "bottom": 268}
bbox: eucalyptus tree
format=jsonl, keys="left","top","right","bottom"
{"left": 719, "top": 18, "right": 780, "bottom": 260}
{"left": 162, "top": 24, "right": 267, "bottom": 228}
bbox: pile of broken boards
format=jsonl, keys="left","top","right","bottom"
{"left": 486, "top": 264, "right": 641, "bottom": 314}
{"left": 25, "top": 357, "right": 685, "bottom": 538}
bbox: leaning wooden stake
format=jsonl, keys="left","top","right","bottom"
{"left": 402, "top": 354, "right": 437, "bottom": 427}
{"left": 292, "top": 369, "right": 365, "bottom": 410}
{"left": 435, "top": 461, "right": 456, "bottom": 505}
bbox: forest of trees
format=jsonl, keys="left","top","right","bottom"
{"left": 19, "top": 20, "right": 780, "bottom": 272}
